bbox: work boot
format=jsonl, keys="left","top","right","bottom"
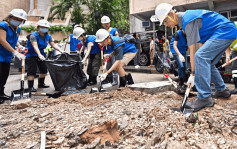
{"left": 184, "top": 96, "right": 215, "bottom": 112}
{"left": 126, "top": 73, "right": 134, "bottom": 85}
{"left": 112, "top": 75, "right": 118, "bottom": 86}
{"left": 38, "top": 77, "right": 50, "bottom": 88}
{"left": 211, "top": 88, "right": 231, "bottom": 98}
{"left": 179, "top": 77, "right": 184, "bottom": 86}
{"left": 87, "top": 76, "right": 97, "bottom": 86}
{"left": 119, "top": 76, "right": 127, "bottom": 88}
{"left": 28, "top": 80, "right": 37, "bottom": 92}
{"left": 231, "top": 77, "right": 237, "bottom": 94}
{"left": 0, "top": 87, "right": 10, "bottom": 101}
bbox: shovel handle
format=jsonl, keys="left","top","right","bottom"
{"left": 164, "top": 74, "right": 177, "bottom": 88}
{"left": 220, "top": 56, "right": 237, "bottom": 68}
{"left": 180, "top": 84, "right": 192, "bottom": 112}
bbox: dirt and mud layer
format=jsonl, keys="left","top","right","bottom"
{"left": 0, "top": 88, "right": 236, "bottom": 149}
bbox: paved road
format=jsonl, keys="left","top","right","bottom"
{"left": 4, "top": 65, "right": 235, "bottom": 101}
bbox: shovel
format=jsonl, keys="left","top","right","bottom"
{"left": 171, "top": 84, "right": 194, "bottom": 117}
{"left": 11, "top": 49, "right": 31, "bottom": 105}
{"left": 32, "top": 91, "right": 64, "bottom": 98}
{"left": 218, "top": 56, "right": 237, "bottom": 70}
{"left": 163, "top": 74, "right": 195, "bottom": 96}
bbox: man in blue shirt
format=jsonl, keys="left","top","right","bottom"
{"left": 169, "top": 29, "right": 187, "bottom": 89}
{"left": 155, "top": 3, "right": 237, "bottom": 111}
{"left": 95, "top": 29, "right": 137, "bottom": 87}
{"left": 73, "top": 27, "right": 101, "bottom": 86}
{"left": 0, "top": 9, "right": 27, "bottom": 103}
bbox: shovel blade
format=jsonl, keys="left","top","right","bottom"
{"left": 171, "top": 107, "right": 194, "bottom": 117}
{"left": 11, "top": 89, "right": 31, "bottom": 105}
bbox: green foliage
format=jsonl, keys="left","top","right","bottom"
{"left": 49, "top": 0, "right": 129, "bottom": 35}
{"left": 21, "top": 25, "right": 37, "bottom": 32}
{"left": 21, "top": 25, "right": 73, "bottom": 34}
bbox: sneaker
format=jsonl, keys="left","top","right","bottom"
{"left": 135, "top": 65, "right": 140, "bottom": 69}
{"left": 184, "top": 96, "right": 215, "bottom": 112}
{"left": 211, "top": 88, "right": 231, "bottom": 98}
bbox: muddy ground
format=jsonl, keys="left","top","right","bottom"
{"left": 0, "top": 88, "right": 237, "bottom": 149}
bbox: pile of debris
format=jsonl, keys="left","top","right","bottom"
{"left": 0, "top": 88, "right": 236, "bottom": 148}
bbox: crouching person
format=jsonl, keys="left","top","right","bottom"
{"left": 95, "top": 29, "right": 137, "bottom": 87}
{"left": 73, "top": 27, "right": 101, "bottom": 86}
{"left": 26, "top": 20, "right": 63, "bottom": 92}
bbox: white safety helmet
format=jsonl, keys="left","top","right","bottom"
{"left": 101, "top": 16, "right": 111, "bottom": 24}
{"left": 10, "top": 9, "right": 27, "bottom": 21}
{"left": 95, "top": 29, "right": 109, "bottom": 42}
{"left": 155, "top": 3, "right": 173, "bottom": 26}
{"left": 73, "top": 27, "right": 85, "bottom": 38}
{"left": 37, "top": 20, "right": 50, "bottom": 28}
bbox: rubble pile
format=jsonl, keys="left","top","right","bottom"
{"left": 0, "top": 88, "right": 236, "bottom": 148}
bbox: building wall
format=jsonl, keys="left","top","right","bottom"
{"left": 130, "top": 0, "right": 208, "bottom": 15}
{"left": 130, "top": 15, "right": 145, "bottom": 33}
{"left": 0, "top": 0, "right": 30, "bottom": 20}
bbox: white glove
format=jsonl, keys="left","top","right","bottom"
{"left": 179, "top": 54, "right": 185, "bottom": 62}
{"left": 18, "top": 45, "right": 25, "bottom": 53}
{"left": 100, "top": 73, "right": 108, "bottom": 81}
{"left": 38, "top": 54, "right": 46, "bottom": 61}
{"left": 187, "top": 75, "right": 195, "bottom": 87}
{"left": 81, "top": 58, "right": 87, "bottom": 65}
{"left": 169, "top": 52, "right": 173, "bottom": 58}
{"left": 13, "top": 51, "right": 25, "bottom": 60}
{"left": 104, "top": 54, "right": 111, "bottom": 60}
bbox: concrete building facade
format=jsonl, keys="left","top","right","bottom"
{"left": 129, "top": 0, "right": 237, "bottom": 33}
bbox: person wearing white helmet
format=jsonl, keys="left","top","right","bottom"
{"left": 25, "top": 19, "right": 63, "bottom": 92}
{"left": 155, "top": 3, "right": 237, "bottom": 112}
{"left": 101, "top": 16, "right": 119, "bottom": 37}
{"left": 73, "top": 27, "right": 101, "bottom": 86}
{"left": 0, "top": 9, "right": 27, "bottom": 104}
{"left": 66, "top": 24, "right": 82, "bottom": 54}
{"left": 96, "top": 29, "right": 137, "bottom": 87}
{"left": 101, "top": 16, "right": 119, "bottom": 86}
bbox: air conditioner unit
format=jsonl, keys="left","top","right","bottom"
{"left": 142, "top": 21, "right": 150, "bottom": 27}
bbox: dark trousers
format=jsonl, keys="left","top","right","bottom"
{"left": 87, "top": 53, "right": 101, "bottom": 76}
{"left": 0, "top": 62, "right": 10, "bottom": 89}
{"left": 134, "top": 48, "right": 140, "bottom": 66}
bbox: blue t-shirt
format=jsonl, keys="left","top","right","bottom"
{"left": 26, "top": 31, "right": 52, "bottom": 57}
{"left": 0, "top": 21, "right": 21, "bottom": 63}
{"left": 84, "top": 35, "right": 101, "bottom": 54}
{"left": 109, "top": 28, "right": 118, "bottom": 36}
{"left": 70, "top": 34, "right": 81, "bottom": 51}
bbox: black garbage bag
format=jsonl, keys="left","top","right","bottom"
{"left": 45, "top": 53, "right": 87, "bottom": 91}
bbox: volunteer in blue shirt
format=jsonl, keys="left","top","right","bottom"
{"left": 101, "top": 16, "right": 119, "bottom": 86}
{"left": 69, "top": 33, "right": 81, "bottom": 52}
{"left": 26, "top": 20, "right": 63, "bottom": 92}
{"left": 73, "top": 27, "right": 101, "bottom": 86}
{"left": 95, "top": 29, "right": 137, "bottom": 87}
{"left": 155, "top": 3, "right": 237, "bottom": 111}
{"left": 169, "top": 29, "right": 187, "bottom": 89}
{"left": 0, "top": 9, "right": 27, "bottom": 104}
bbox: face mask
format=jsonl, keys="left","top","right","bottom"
{"left": 10, "top": 19, "right": 22, "bottom": 27}
{"left": 40, "top": 28, "right": 48, "bottom": 33}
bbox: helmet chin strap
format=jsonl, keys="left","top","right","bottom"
{"left": 167, "top": 13, "right": 178, "bottom": 25}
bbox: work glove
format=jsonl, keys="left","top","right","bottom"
{"left": 100, "top": 73, "right": 108, "bottom": 81}
{"left": 104, "top": 54, "right": 111, "bottom": 60}
{"left": 81, "top": 58, "right": 87, "bottom": 65}
{"left": 38, "top": 54, "right": 46, "bottom": 61}
{"left": 13, "top": 51, "right": 25, "bottom": 60}
{"left": 179, "top": 54, "right": 185, "bottom": 62}
{"left": 187, "top": 75, "right": 195, "bottom": 87}
{"left": 169, "top": 52, "right": 173, "bottom": 58}
{"left": 18, "top": 45, "right": 26, "bottom": 53}
{"left": 226, "top": 57, "right": 231, "bottom": 65}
